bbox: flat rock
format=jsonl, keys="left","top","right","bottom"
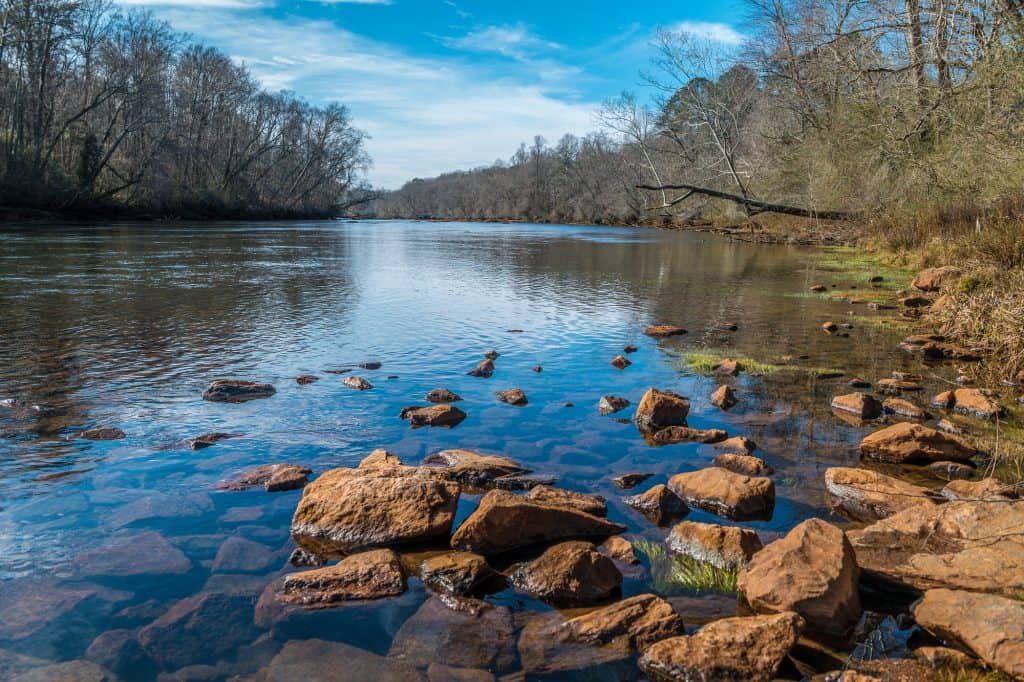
{"left": 824, "top": 467, "right": 936, "bottom": 521}
{"left": 280, "top": 549, "right": 406, "bottom": 604}
{"left": 73, "top": 531, "right": 191, "bottom": 577}
{"left": 598, "top": 395, "right": 630, "bottom": 415}
{"left": 710, "top": 385, "right": 737, "bottom": 409}
{"left": 137, "top": 593, "right": 260, "bottom": 669}
{"left": 847, "top": 500, "right": 1024, "bottom": 595}
{"left": 926, "top": 459, "right": 975, "bottom": 480}
{"left": 667, "top": 521, "right": 762, "bottom": 569}
{"left": 859, "top": 422, "right": 977, "bottom": 464}
{"left": 422, "top": 449, "right": 528, "bottom": 489}
{"left": 932, "top": 388, "right": 1003, "bottom": 419}
{"left": 217, "top": 463, "right": 311, "bottom": 492}
{"left": 496, "top": 388, "right": 528, "bottom": 405}
{"left": 85, "top": 629, "right": 152, "bottom": 679}
{"left": 0, "top": 580, "right": 109, "bottom": 641}
{"left": 831, "top": 393, "right": 883, "bottom": 420}
{"left": 342, "top": 375, "right": 374, "bottom": 390}
{"left": 668, "top": 468, "right": 775, "bottom": 521}
{"left": 389, "top": 596, "right": 516, "bottom": 673}
{"left": 252, "top": 639, "right": 423, "bottom": 681}
{"left": 425, "top": 388, "right": 462, "bottom": 403}
{"left": 714, "top": 436, "right": 758, "bottom": 453}
{"left": 624, "top": 484, "right": 689, "bottom": 526}
{"left": 291, "top": 467, "right": 460, "bottom": 555}
{"left": 467, "top": 359, "right": 495, "bottom": 377}
{"left": 612, "top": 472, "right": 651, "bottom": 489}
{"left": 913, "top": 588, "right": 1024, "bottom": 679}
{"left": 400, "top": 404, "right": 467, "bottom": 428}
{"left": 739, "top": 519, "right": 861, "bottom": 634}
{"left": 8, "top": 660, "right": 115, "bottom": 682}
{"left": 78, "top": 427, "right": 125, "bottom": 441}
{"left": 211, "top": 536, "right": 277, "bottom": 573}
{"left": 187, "top": 432, "right": 240, "bottom": 450}
{"left": 639, "top": 612, "right": 803, "bottom": 682}
{"left": 649, "top": 425, "right": 728, "bottom": 445}
{"left": 912, "top": 266, "right": 961, "bottom": 291}
{"left": 420, "top": 552, "right": 503, "bottom": 596}
{"left": 877, "top": 378, "right": 922, "bottom": 394}
{"left": 450, "top": 489, "right": 625, "bottom": 555}
{"left": 883, "top": 398, "right": 928, "bottom": 420}
{"left": 634, "top": 388, "right": 690, "bottom": 434}
{"left": 712, "top": 453, "right": 773, "bottom": 477}
{"left": 940, "top": 477, "right": 1014, "bottom": 500}
{"left": 202, "top": 379, "right": 275, "bottom": 403}
{"left": 524, "top": 485, "right": 607, "bottom": 516}
{"left": 644, "top": 325, "right": 687, "bottom": 338}
{"left": 509, "top": 541, "right": 622, "bottom": 606}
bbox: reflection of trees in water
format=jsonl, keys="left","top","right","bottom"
{"left": 0, "top": 225, "right": 360, "bottom": 442}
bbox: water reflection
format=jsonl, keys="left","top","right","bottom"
{"left": 0, "top": 220, "right": 949, "bottom": 679}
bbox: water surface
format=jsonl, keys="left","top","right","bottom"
{"left": 0, "top": 220, "right": 931, "bottom": 679}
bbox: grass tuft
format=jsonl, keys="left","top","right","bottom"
{"left": 633, "top": 537, "right": 739, "bottom": 595}
{"left": 684, "top": 352, "right": 779, "bottom": 375}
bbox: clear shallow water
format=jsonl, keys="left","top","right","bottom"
{"left": 0, "top": 220, "right": 927, "bottom": 679}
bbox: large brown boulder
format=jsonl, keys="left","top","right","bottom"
{"left": 912, "top": 589, "right": 1024, "bottom": 679}
{"left": 450, "top": 490, "right": 625, "bottom": 555}
{"left": 400, "top": 404, "right": 467, "bottom": 428}
{"left": 649, "top": 425, "right": 728, "bottom": 445}
{"left": 932, "top": 388, "right": 1003, "bottom": 420}
{"left": 912, "top": 266, "right": 961, "bottom": 292}
{"left": 509, "top": 541, "right": 622, "bottom": 606}
{"left": 291, "top": 467, "right": 460, "bottom": 555}
{"left": 668, "top": 468, "right": 775, "bottom": 520}
{"left": 420, "top": 552, "right": 503, "bottom": 597}
{"left": 639, "top": 612, "right": 803, "bottom": 682}
{"left": 524, "top": 485, "right": 607, "bottom": 516}
{"left": 202, "top": 379, "right": 276, "bottom": 402}
{"left": 517, "top": 594, "right": 685, "bottom": 676}
{"left": 824, "top": 467, "right": 936, "bottom": 521}
{"left": 634, "top": 388, "right": 690, "bottom": 433}
{"left": 280, "top": 549, "right": 406, "bottom": 604}
{"left": 859, "top": 422, "right": 978, "bottom": 464}
{"left": 666, "top": 521, "right": 762, "bottom": 569}
{"left": 623, "top": 484, "right": 689, "bottom": 526}
{"left": 422, "top": 449, "right": 528, "bottom": 490}
{"left": 738, "top": 519, "right": 861, "bottom": 634}
{"left": 848, "top": 500, "right": 1024, "bottom": 596}
{"left": 831, "top": 393, "right": 883, "bottom": 420}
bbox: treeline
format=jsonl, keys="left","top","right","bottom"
{"left": 0, "top": 0, "right": 371, "bottom": 219}
{"left": 375, "top": 0, "right": 1024, "bottom": 229}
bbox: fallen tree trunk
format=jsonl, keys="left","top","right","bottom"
{"left": 636, "top": 183, "right": 857, "bottom": 221}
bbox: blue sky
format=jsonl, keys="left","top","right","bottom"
{"left": 120, "top": 0, "right": 744, "bottom": 187}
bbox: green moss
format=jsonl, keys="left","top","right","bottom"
{"left": 684, "top": 352, "right": 779, "bottom": 375}
{"left": 633, "top": 538, "right": 739, "bottom": 595}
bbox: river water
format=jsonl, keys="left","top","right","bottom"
{"left": 0, "top": 221, "right": 937, "bottom": 679}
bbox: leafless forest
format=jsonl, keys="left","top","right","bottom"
{"left": 0, "top": 0, "right": 371, "bottom": 218}
{"left": 375, "top": 0, "right": 1024, "bottom": 231}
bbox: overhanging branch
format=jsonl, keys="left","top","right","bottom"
{"left": 637, "top": 183, "right": 857, "bottom": 220}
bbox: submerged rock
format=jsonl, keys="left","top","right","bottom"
{"left": 137, "top": 593, "right": 261, "bottom": 670}
{"left": 824, "top": 467, "right": 935, "bottom": 521}
{"left": 291, "top": 466, "right": 460, "bottom": 555}
{"left": 668, "top": 468, "right": 775, "bottom": 520}
{"left": 342, "top": 375, "right": 374, "bottom": 390}
{"left": 859, "top": 422, "right": 977, "bottom": 464}
{"left": 639, "top": 612, "right": 803, "bottom": 682}
{"left": 359, "top": 360, "right": 382, "bottom": 370}
{"left": 467, "top": 358, "right": 495, "bottom": 377}
{"left": 643, "top": 325, "right": 687, "bottom": 338}
{"left": 710, "top": 385, "right": 737, "bottom": 409}
{"left": 496, "top": 388, "right": 528, "bottom": 405}
{"left": 78, "top": 427, "right": 126, "bottom": 441}
{"left": 926, "top": 459, "right": 975, "bottom": 480}
{"left": 202, "top": 379, "right": 276, "bottom": 403}
{"left": 450, "top": 490, "right": 625, "bottom": 555}
{"left": 649, "top": 425, "right": 728, "bottom": 445}
{"left": 598, "top": 395, "right": 630, "bottom": 415}
{"left": 610, "top": 355, "right": 631, "bottom": 369}
{"left": 425, "top": 387, "right": 462, "bottom": 403}
{"left": 280, "top": 549, "right": 406, "bottom": 604}
{"left": 510, "top": 541, "right": 622, "bottom": 606}
{"left": 847, "top": 500, "right": 1024, "bottom": 596}
{"left": 253, "top": 639, "right": 423, "bottom": 681}
{"left": 400, "top": 404, "right": 467, "bottom": 428}
{"left": 738, "top": 519, "right": 861, "bottom": 634}
{"left": 624, "top": 484, "right": 689, "bottom": 526}
{"left": 217, "top": 463, "right": 312, "bottom": 492}
{"left": 666, "top": 521, "right": 762, "bottom": 570}
{"left": 712, "top": 453, "right": 773, "bottom": 477}
{"left": 187, "top": 431, "right": 240, "bottom": 450}
{"left": 831, "top": 393, "right": 883, "bottom": 420}
{"left": 612, "top": 472, "right": 651, "bottom": 489}
{"left": 912, "top": 588, "right": 1024, "bottom": 680}
{"left": 295, "top": 374, "right": 319, "bottom": 385}
{"left": 524, "top": 485, "right": 607, "bottom": 516}
{"left": 633, "top": 388, "right": 690, "bottom": 433}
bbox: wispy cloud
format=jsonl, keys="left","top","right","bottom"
{"left": 117, "top": 0, "right": 264, "bottom": 7}
{"left": 314, "top": 0, "right": 394, "bottom": 4}
{"left": 445, "top": 23, "right": 562, "bottom": 60}
{"left": 669, "top": 21, "right": 745, "bottom": 45}
{"left": 443, "top": 0, "right": 470, "bottom": 19}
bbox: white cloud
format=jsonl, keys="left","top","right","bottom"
{"left": 155, "top": 10, "right": 597, "bottom": 188}
{"left": 314, "top": 0, "right": 393, "bottom": 4}
{"left": 669, "top": 21, "right": 745, "bottom": 45}
{"left": 445, "top": 23, "right": 562, "bottom": 60}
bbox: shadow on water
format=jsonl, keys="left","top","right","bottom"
{"left": 0, "top": 220, "right": 960, "bottom": 679}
